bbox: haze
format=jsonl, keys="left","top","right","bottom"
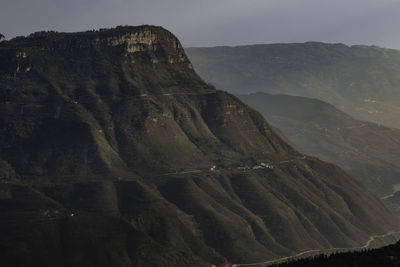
{"left": 2, "top": 0, "right": 400, "bottom": 48}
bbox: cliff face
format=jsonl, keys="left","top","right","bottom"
{"left": 0, "top": 26, "right": 398, "bottom": 267}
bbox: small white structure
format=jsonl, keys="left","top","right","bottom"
{"left": 0, "top": 34, "right": 5, "bottom": 42}
{"left": 261, "top": 162, "right": 274, "bottom": 169}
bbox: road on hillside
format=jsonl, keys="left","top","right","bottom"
{"left": 155, "top": 155, "right": 308, "bottom": 177}
{"left": 232, "top": 231, "right": 400, "bottom": 267}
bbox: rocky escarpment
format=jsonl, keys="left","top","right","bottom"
{"left": 0, "top": 26, "right": 398, "bottom": 267}
{"left": 0, "top": 26, "right": 193, "bottom": 86}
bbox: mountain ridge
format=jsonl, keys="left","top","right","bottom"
{"left": 186, "top": 42, "right": 400, "bottom": 129}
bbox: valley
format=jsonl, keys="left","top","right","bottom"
{"left": 186, "top": 43, "right": 400, "bottom": 129}
{"left": 235, "top": 93, "right": 400, "bottom": 198}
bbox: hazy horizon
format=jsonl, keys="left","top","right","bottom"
{"left": 2, "top": 0, "right": 400, "bottom": 49}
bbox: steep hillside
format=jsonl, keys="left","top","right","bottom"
{"left": 0, "top": 26, "right": 398, "bottom": 266}
{"left": 239, "top": 93, "right": 400, "bottom": 197}
{"left": 384, "top": 192, "right": 400, "bottom": 218}
{"left": 186, "top": 43, "right": 400, "bottom": 129}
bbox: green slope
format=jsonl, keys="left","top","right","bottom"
{"left": 186, "top": 43, "right": 400, "bottom": 129}
{"left": 0, "top": 27, "right": 398, "bottom": 266}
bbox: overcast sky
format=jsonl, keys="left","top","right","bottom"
{"left": 2, "top": 0, "right": 400, "bottom": 48}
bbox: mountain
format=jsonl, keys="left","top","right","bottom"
{"left": 238, "top": 92, "right": 400, "bottom": 197}
{"left": 185, "top": 43, "right": 400, "bottom": 129}
{"left": 0, "top": 26, "right": 398, "bottom": 266}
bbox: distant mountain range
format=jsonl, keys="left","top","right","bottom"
{"left": 186, "top": 43, "right": 400, "bottom": 129}
{"left": 238, "top": 93, "right": 400, "bottom": 197}
{"left": 0, "top": 27, "right": 398, "bottom": 266}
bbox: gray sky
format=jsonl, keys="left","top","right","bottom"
{"left": 2, "top": 0, "right": 400, "bottom": 48}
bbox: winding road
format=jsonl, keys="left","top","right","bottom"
{"left": 232, "top": 231, "right": 400, "bottom": 267}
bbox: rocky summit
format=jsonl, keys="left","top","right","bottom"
{"left": 0, "top": 26, "right": 398, "bottom": 267}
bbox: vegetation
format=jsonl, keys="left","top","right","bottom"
{"left": 270, "top": 241, "right": 400, "bottom": 267}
